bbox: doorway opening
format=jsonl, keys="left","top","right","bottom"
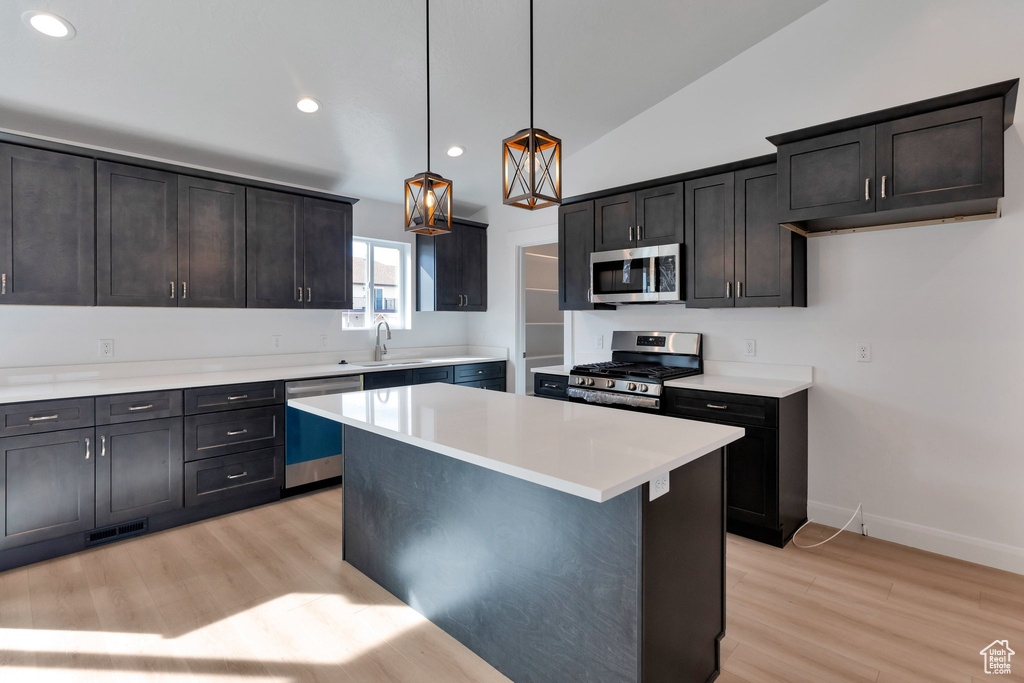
{"left": 518, "top": 242, "right": 563, "bottom": 395}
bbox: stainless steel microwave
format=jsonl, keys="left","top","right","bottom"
{"left": 590, "top": 244, "right": 682, "bottom": 304}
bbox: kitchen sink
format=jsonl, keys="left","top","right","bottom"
{"left": 353, "top": 360, "right": 428, "bottom": 367}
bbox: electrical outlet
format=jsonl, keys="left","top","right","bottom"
{"left": 744, "top": 339, "right": 756, "bottom": 357}
{"left": 99, "top": 339, "right": 114, "bottom": 359}
{"left": 650, "top": 472, "right": 670, "bottom": 501}
{"left": 320, "top": 335, "right": 328, "bottom": 348}
{"left": 272, "top": 335, "right": 282, "bottom": 350}
{"left": 857, "top": 342, "right": 872, "bottom": 362}
{"left": 595, "top": 334, "right": 604, "bottom": 350}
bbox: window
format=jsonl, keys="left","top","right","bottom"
{"left": 343, "top": 237, "right": 411, "bottom": 330}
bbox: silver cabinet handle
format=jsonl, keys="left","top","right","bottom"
{"left": 726, "top": 281, "right": 731, "bottom": 298}
{"left": 227, "top": 429, "right": 248, "bottom": 436}
{"left": 85, "top": 437, "right": 91, "bottom": 460}
{"left": 28, "top": 414, "right": 59, "bottom": 422}
{"left": 706, "top": 403, "right": 728, "bottom": 410}
{"left": 637, "top": 225, "right": 643, "bottom": 241}
{"left": 101, "top": 435, "right": 106, "bottom": 457}
{"left": 864, "top": 178, "right": 870, "bottom": 201}
{"left": 128, "top": 404, "right": 153, "bottom": 411}
{"left": 227, "top": 394, "right": 248, "bottom": 401}
{"left": 307, "top": 288, "right": 312, "bottom": 303}
{"left": 170, "top": 281, "right": 175, "bottom": 299}
{"left": 1, "top": 273, "right": 6, "bottom": 295}
{"left": 297, "top": 287, "right": 302, "bottom": 301}
{"left": 182, "top": 282, "right": 187, "bottom": 299}
{"left": 227, "top": 472, "right": 247, "bottom": 479}
{"left": 587, "top": 287, "right": 593, "bottom": 303}
{"left": 628, "top": 226, "right": 634, "bottom": 242}
{"left": 737, "top": 281, "right": 742, "bottom": 298}
{"left": 881, "top": 175, "right": 887, "bottom": 199}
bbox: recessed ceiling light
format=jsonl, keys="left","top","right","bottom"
{"left": 296, "top": 97, "right": 321, "bottom": 114}
{"left": 446, "top": 145, "right": 465, "bottom": 157}
{"left": 22, "top": 11, "right": 76, "bottom": 39}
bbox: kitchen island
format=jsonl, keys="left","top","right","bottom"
{"left": 289, "top": 383, "right": 745, "bottom": 683}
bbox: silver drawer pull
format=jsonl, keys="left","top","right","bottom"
{"left": 85, "top": 437, "right": 90, "bottom": 460}
{"left": 227, "top": 472, "right": 247, "bottom": 479}
{"left": 101, "top": 436, "right": 106, "bottom": 457}
{"left": 227, "top": 394, "right": 248, "bottom": 401}
{"left": 29, "top": 414, "right": 59, "bottom": 422}
{"left": 128, "top": 404, "right": 154, "bottom": 411}
{"left": 227, "top": 429, "right": 248, "bottom": 436}
{"left": 706, "top": 403, "right": 728, "bottom": 410}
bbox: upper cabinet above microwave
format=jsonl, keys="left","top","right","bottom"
{"left": 594, "top": 183, "right": 684, "bottom": 251}
{"left": 769, "top": 79, "right": 1018, "bottom": 235}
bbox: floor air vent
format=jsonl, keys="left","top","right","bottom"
{"left": 85, "top": 519, "right": 149, "bottom": 547}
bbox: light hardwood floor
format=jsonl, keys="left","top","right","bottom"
{"left": 0, "top": 488, "right": 1021, "bottom": 682}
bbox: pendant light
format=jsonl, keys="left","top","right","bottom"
{"left": 405, "top": 0, "right": 453, "bottom": 235}
{"left": 502, "top": 0, "right": 561, "bottom": 209}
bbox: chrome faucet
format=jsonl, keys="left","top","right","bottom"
{"left": 374, "top": 320, "right": 392, "bottom": 361}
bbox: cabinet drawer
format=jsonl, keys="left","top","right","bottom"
{"left": 96, "top": 391, "right": 183, "bottom": 425}
{"left": 185, "top": 381, "right": 284, "bottom": 415}
{"left": 454, "top": 362, "right": 505, "bottom": 383}
{"left": 412, "top": 365, "right": 455, "bottom": 385}
{"left": 184, "top": 447, "right": 283, "bottom": 507}
{"left": 0, "top": 398, "right": 95, "bottom": 437}
{"left": 664, "top": 388, "right": 777, "bottom": 428}
{"left": 185, "top": 406, "right": 284, "bottom": 461}
{"left": 480, "top": 378, "right": 506, "bottom": 392}
{"left": 534, "top": 373, "right": 569, "bottom": 399}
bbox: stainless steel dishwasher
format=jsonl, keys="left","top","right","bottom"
{"left": 285, "top": 375, "right": 363, "bottom": 488}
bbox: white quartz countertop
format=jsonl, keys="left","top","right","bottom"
{"left": 289, "top": 383, "right": 744, "bottom": 503}
{"left": 0, "top": 356, "right": 505, "bottom": 405}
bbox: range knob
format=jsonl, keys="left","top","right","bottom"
{"left": 575, "top": 377, "right": 586, "bottom": 386}
{"left": 605, "top": 379, "right": 615, "bottom": 388}
{"left": 638, "top": 384, "right": 649, "bottom": 393}
{"left": 586, "top": 378, "right": 595, "bottom": 387}
{"left": 627, "top": 382, "right": 638, "bottom": 391}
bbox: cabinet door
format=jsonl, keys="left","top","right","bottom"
{"left": 685, "top": 172, "right": 735, "bottom": 307}
{"left": 735, "top": 164, "right": 797, "bottom": 308}
{"left": 246, "top": 188, "right": 303, "bottom": 309}
{"left": 303, "top": 198, "right": 353, "bottom": 309}
{"left": 876, "top": 98, "right": 1004, "bottom": 211}
{"left": 726, "top": 426, "right": 779, "bottom": 530}
{"left": 777, "top": 127, "right": 875, "bottom": 223}
{"left": 178, "top": 176, "right": 246, "bottom": 308}
{"left": 557, "top": 201, "right": 596, "bottom": 310}
{"left": 97, "top": 162, "right": 178, "bottom": 306}
{"left": 0, "top": 428, "right": 95, "bottom": 549}
{"left": 96, "top": 417, "right": 184, "bottom": 527}
{"left": 594, "top": 193, "right": 636, "bottom": 251}
{"left": 0, "top": 145, "right": 95, "bottom": 306}
{"left": 635, "top": 182, "right": 684, "bottom": 247}
{"left": 460, "top": 224, "right": 487, "bottom": 311}
{"left": 432, "top": 228, "right": 463, "bottom": 311}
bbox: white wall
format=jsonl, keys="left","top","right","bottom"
{"left": 0, "top": 197, "right": 469, "bottom": 368}
{"left": 470, "top": 0, "right": 1024, "bottom": 572}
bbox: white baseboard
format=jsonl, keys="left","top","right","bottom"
{"left": 807, "top": 500, "right": 1024, "bottom": 576}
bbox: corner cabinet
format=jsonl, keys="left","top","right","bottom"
{"left": 0, "top": 145, "right": 96, "bottom": 306}
{"left": 247, "top": 189, "right": 353, "bottom": 310}
{"left": 416, "top": 218, "right": 487, "bottom": 312}
{"left": 685, "top": 163, "right": 806, "bottom": 309}
{"left": 771, "top": 80, "right": 1017, "bottom": 234}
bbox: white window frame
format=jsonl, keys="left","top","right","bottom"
{"left": 343, "top": 237, "right": 412, "bottom": 330}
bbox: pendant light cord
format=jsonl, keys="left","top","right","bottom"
{"left": 426, "top": 0, "right": 431, "bottom": 173}
{"left": 529, "top": 0, "right": 534, "bottom": 131}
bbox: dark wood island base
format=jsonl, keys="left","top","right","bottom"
{"left": 343, "top": 427, "right": 726, "bottom": 683}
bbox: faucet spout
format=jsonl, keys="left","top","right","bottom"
{"left": 374, "top": 321, "right": 392, "bottom": 361}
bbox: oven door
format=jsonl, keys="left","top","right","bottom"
{"left": 590, "top": 244, "right": 681, "bottom": 304}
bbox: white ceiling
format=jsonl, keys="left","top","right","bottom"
{"left": 1, "top": 0, "right": 825, "bottom": 214}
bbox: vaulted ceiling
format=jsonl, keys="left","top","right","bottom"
{"left": 1, "top": 0, "right": 825, "bottom": 214}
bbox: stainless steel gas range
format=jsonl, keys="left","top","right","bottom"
{"left": 567, "top": 331, "right": 702, "bottom": 411}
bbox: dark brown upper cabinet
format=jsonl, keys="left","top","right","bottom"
{"left": 0, "top": 145, "right": 96, "bottom": 307}
{"left": 771, "top": 80, "right": 1017, "bottom": 234}
{"left": 178, "top": 177, "right": 246, "bottom": 308}
{"left": 97, "top": 162, "right": 179, "bottom": 307}
{"left": 247, "top": 189, "right": 354, "bottom": 310}
{"left": 417, "top": 218, "right": 487, "bottom": 312}
{"left": 686, "top": 164, "right": 806, "bottom": 309}
{"left": 593, "top": 184, "right": 684, "bottom": 252}
{"left": 558, "top": 201, "right": 605, "bottom": 311}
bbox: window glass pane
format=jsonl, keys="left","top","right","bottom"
{"left": 372, "top": 244, "right": 403, "bottom": 329}
{"left": 344, "top": 240, "right": 369, "bottom": 329}
{"left": 343, "top": 238, "right": 409, "bottom": 330}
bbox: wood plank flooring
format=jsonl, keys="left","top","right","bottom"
{"left": 0, "top": 487, "right": 1021, "bottom": 682}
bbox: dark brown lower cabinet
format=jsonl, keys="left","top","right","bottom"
{"left": 184, "top": 447, "right": 283, "bottom": 508}
{"left": 0, "top": 428, "right": 95, "bottom": 549}
{"left": 95, "top": 417, "right": 184, "bottom": 527}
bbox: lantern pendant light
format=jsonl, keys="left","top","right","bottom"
{"left": 502, "top": 0, "right": 561, "bottom": 210}
{"left": 405, "top": 0, "right": 453, "bottom": 235}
